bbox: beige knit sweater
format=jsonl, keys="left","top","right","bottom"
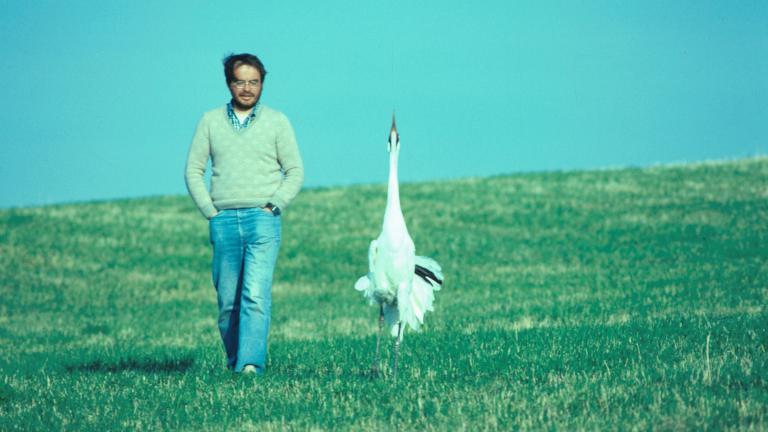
{"left": 184, "top": 104, "right": 304, "bottom": 219}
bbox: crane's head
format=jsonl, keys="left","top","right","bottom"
{"left": 388, "top": 112, "right": 400, "bottom": 153}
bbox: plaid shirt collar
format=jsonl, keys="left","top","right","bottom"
{"left": 226, "top": 100, "right": 260, "bottom": 131}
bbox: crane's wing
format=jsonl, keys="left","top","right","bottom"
{"left": 354, "top": 239, "right": 379, "bottom": 305}
{"left": 354, "top": 275, "right": 370, "bottom": 292}
{"left": 367, "top": 239, "right": 379, "bottom": 273}
{"left": 414, "top": 255, "right": 443, "bottom": 290}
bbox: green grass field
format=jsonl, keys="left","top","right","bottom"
{"left": 1, "top": 158, "right": 766, "bottom": 430}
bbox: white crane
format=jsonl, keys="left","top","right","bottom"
{"left": 354, "top": 114, "right": 443, "bottom": 381}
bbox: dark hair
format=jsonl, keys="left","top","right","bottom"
{"left": 223, "top": 53, "right": 267, "bottom": 84}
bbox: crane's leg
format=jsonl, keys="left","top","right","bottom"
{"left": 392, "top": 322, "right": 404, "bottom": 383}
{"left": 371, "top": 304, "right": 384, "bottom": 377}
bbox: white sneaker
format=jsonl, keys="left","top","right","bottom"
{"left": 242, "top": 365, "right": 258, "bottom": 375}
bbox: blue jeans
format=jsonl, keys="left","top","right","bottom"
{"left": 209, "top": 207, "right": 281, "bottom": 373}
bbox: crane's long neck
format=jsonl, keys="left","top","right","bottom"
{"left": 383, "top": 148, "right": 408, "bottom": 240}
{"left": 383, "top": 115, "right": 406, "bottom": 234}
{"left": 386, "top": 149, "right": 401, "bottom": 214}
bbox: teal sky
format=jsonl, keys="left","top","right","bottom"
{"left": 1, "top": 1, "right": 766, "bottom": 208}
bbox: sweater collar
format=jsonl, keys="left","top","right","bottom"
{"left": 227, "top": 101, "right": 260, "bottom": 131}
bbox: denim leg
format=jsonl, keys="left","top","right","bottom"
{"left": 234, "top": 210, "right": 281, "bottom": 372}
{"left": 210, "top": 211, "right": 244, "bottom": 369}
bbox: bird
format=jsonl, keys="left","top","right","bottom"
{"left": 354, "top": 114, "right": 443, "bottom": 381}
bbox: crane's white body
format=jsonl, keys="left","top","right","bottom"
{"left": 355, "top": 117, "right": 442, "bottom": 341}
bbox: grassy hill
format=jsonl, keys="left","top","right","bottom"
{"left": 1, "top": 158, "right": 766, "bottom": 430}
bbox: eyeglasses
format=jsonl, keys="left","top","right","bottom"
{"left": 231, "top": 80, "right": 261, "bottom": 89}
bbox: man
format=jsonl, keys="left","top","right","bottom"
{"left": 185, "top": 53, "right": 304, "bottom": 375}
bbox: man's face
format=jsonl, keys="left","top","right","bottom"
{"left": 228, "top": 64, "right": 262, "bottom": 111}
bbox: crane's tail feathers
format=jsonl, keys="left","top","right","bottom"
{"left": 398, "top": 279, "right": 434, "bottom": 333}
{"left": 398, "top": 256, "right": 443, "bottom": 334}
{"left": 359, "top": 255, "right": 443, "bottom": 337}
{"left": 414, "top": 256, "right": 443, "bottom": 291}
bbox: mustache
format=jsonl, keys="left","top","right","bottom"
{"left": 239, "top": 92, "right": 255, "bottom": 97}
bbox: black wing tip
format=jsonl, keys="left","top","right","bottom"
{"left": 415, "top": 264, "right": 443, "bottom": 285}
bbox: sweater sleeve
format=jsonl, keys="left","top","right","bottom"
{"left": 270, "top": 114, "right": 304, "bottom": 210}
{"left": 184, "top": 115, "right": 218, "bottom": 219}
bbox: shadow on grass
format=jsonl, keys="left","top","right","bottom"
{"left": 66, "top": 357, "right": 194, "bottom": 374}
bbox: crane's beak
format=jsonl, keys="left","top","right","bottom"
{"left": 388, "top": 112, "right": 400, "bottom": 152}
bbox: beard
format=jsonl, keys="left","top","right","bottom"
{"left": 232, "top": 91, "right": 261, "bottom": 111}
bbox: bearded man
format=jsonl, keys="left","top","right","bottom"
{"left": 185, "top": 53, "right": 304, "bottom": 375}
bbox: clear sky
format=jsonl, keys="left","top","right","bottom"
{"left": 1, "top": 1, "right": 766, "bottom": 208}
